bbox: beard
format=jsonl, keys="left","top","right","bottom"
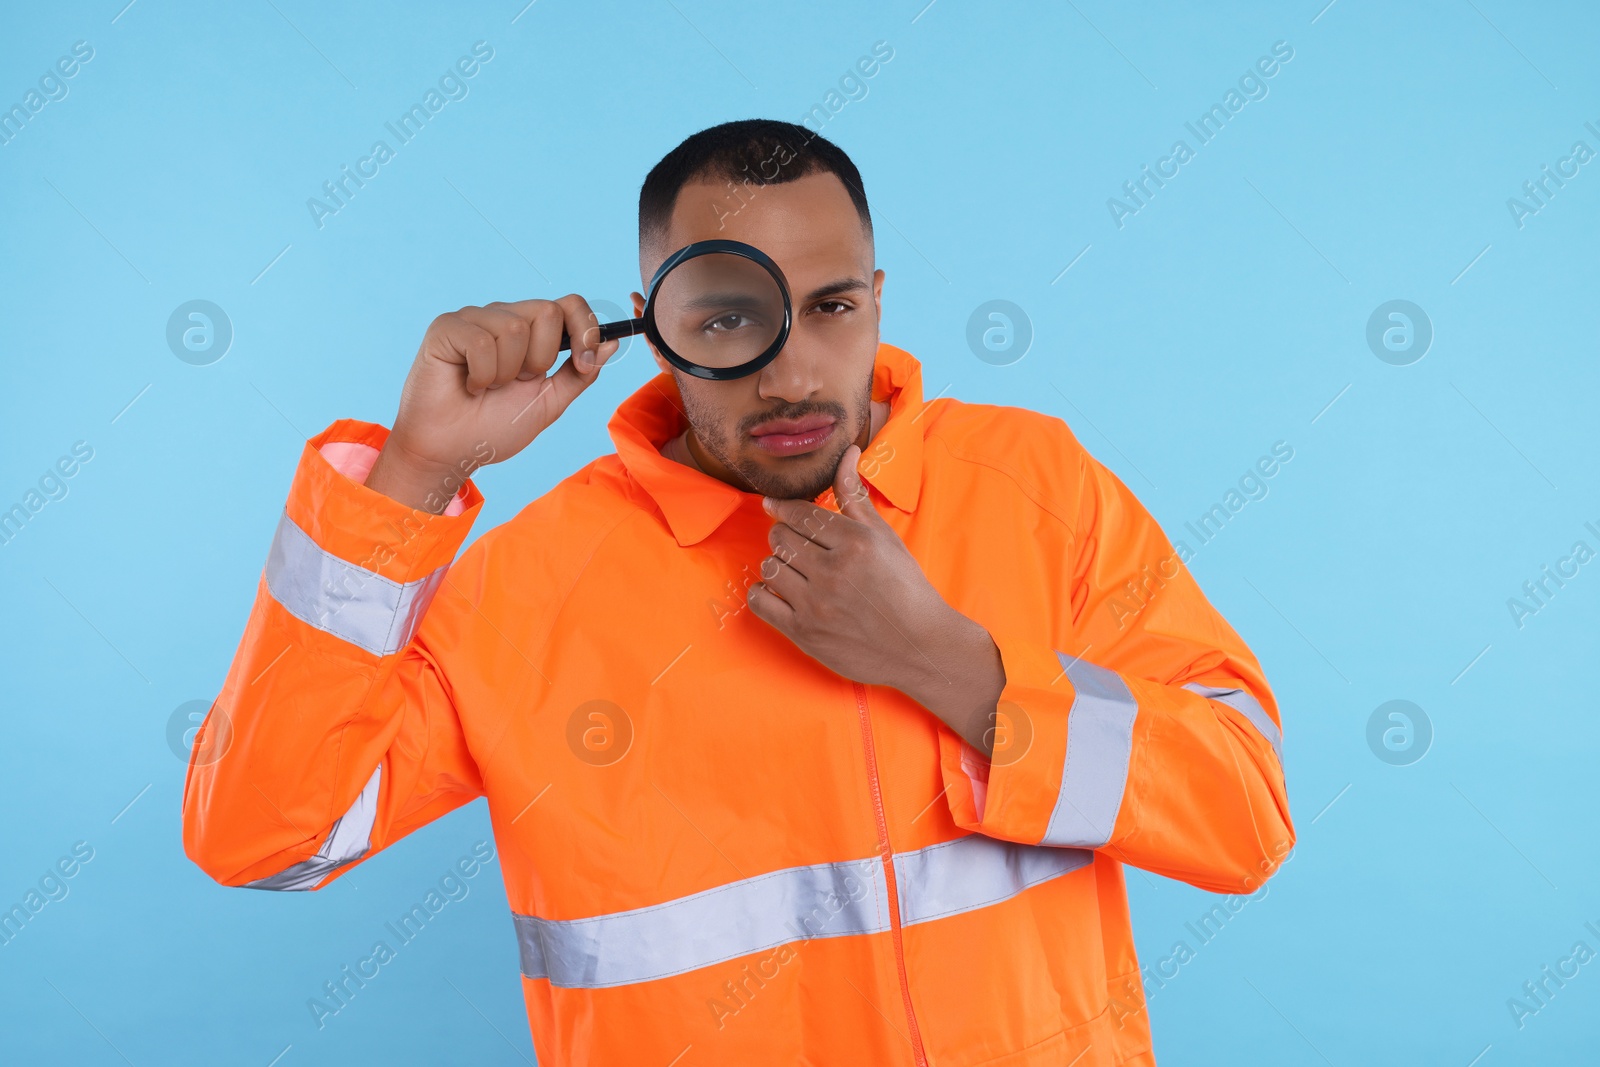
{"left": 679, "top": 365, "right": 874, "bottom": 501}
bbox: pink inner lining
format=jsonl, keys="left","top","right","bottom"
{"left": 960, "top": 741, "right": 990, "bottom": 821}
{"left": 319, "top": 441, "right": 467, "bottom": 517}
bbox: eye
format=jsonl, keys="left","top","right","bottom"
{"left": 705, "top": 312, "right": 759, "bottom": 332}
{"left": 812, "top": 300, "right": 852, "bottom": 316}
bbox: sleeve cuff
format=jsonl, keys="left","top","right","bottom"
{"left": 261, "top": 420, "right": 486, "bottom": 660}
{"left": 286, "top": 419, "right": 484, "bottom": 583}
{"left": 318, "top": 439, "right": 470, "bottom": 517}
{"left": 938, "top": 630, "right": 1075, "bottom": 845}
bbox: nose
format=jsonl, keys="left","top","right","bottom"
{"left": 754, "top": 333, "right": 825, "bottom": 406}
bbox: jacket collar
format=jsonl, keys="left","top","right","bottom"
{"left": 607, "top": 342, "right": 928, "bottom": 547}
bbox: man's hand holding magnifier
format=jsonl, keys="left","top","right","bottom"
{"left": 366, "top": 295, "right": 620, "bottom": 513}
{"left": 368, "top": 239, "right": 789, "bottom": 512}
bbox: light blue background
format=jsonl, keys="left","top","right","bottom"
{"left": 3, "top": 1, "right": 1597, "bottom": 1063}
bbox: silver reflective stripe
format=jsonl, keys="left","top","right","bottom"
{"left": 264, "top": 509, "right": 448, "bottom": 658}
{"left": 894, "top": 834, "right": 1092, "bottom": 926}
{"left": 245, "top": 764, "right": 382, "bottom": 891}
{"left": 515, "top": 856, "right": 889, "bottom": 988}
{"left": 1183, "top": 683, "right": 1283, "bottom": 764}
{"left": 513, "top": 836, "right": 1094, "bottom": 987}
{"left": 1040, "top": 654, "right": 1139, "bottom": 849}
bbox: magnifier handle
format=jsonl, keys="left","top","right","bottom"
{"left": 558, "top": 317, "right": 646, "bottom": 353}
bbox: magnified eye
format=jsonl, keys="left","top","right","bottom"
{"left": 651, "top": 247, "right": 788, "bottom": 371}
{"left": 704, "top": 310, "right": 763, "bottom": 333}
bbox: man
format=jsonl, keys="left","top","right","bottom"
{"left": 183, "top": 119, "right": 1293, "bottom": 1065}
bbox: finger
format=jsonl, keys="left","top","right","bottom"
{"left": 521, "top": 301, "right": 567, "bottom": 382}
{"left": 768, "top": 523, "right": 819, "bottom": 577}
{"left": 832, "top": 444, "right": 880, "bottom": 524}
{"left": 472, "top": 299, "right": 556, "bottom": 382}
{"left": 587, "top": 319, "right": 622, "bottom": 368}
{"left": 457, "top": 306, "right": 532, "bottom": 389}
{"left": 535, "top": 300, "right": 622, "bottom": 418}
{"left": 557, "top": 294, "right": 621, "bottom": 376}
{"left": 757, "top": 552, "right": 807, "bottom": 602}
{"left": 477, "top": 299, "right": 567, "bottom": 382}
{"left": 530, "top": 348, "right": 607, "bottom": 426}
{"left": 434, "top": 315, "right": 502, "bottom": 396}
{"left": 762, "top": 495, "right": 847, "bottom": 548}
{"left": 746, "top": 581, "right": 796, "bottom": 630}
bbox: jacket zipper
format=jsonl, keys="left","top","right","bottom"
{"left": 852, "top": 680, "right": 930, "bottom": 1067}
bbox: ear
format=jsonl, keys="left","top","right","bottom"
{"left": 630, "top": 290, "right": 671, "bottom": 375}
{"left": 871, "top": 268, "right": 885, "bottom": 328}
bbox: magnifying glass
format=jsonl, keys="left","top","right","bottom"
{"left": 557, "top": 239, "right": 792, "bottom": 382}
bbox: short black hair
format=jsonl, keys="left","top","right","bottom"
{"left": 638, "top": 119, "right": 872, "bottom": 255}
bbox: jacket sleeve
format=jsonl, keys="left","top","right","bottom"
{"left": 182, "top": 418, "right": 487, "bottom": 891}
{"left": 938, "top": 427, "right": 1295, "bottom": 894}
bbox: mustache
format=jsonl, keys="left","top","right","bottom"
{"left": 740, "top": 402, "right": 848, "bottom": 434}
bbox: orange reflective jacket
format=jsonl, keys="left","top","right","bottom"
{"left": 182, "top": 342, "right": 1293, "bottom": 1066}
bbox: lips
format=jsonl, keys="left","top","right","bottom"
{"left": 749, "top": 415, "right": 838, "bottom": 457}
{"left": 749, "top": 415, "right": 836, "bottom": 437}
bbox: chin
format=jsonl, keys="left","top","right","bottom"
{"left": 741, "top": 441, "right": 848, "bottom": 501}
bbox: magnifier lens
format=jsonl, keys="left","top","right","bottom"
{"left": 653, "top": 252, "right": 786, "bottom": 371}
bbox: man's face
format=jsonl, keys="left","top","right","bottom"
{"left": 632, "top": 170, "right": 885, "bottom": 502}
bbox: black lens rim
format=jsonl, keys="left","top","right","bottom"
{"left": 642, "top": 239, "right": 793, "bottom": 381}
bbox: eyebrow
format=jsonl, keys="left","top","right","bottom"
{"left": 800, "top": 277, "right": 872, "bottom": 303}
{"left": 678, "top": 289, "right": 774, "bottom": 312}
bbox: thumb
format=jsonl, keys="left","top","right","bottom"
{"left": 832, "top": 444, "right": 878, "bottom": 522}
{"left": 529, "top": 344, "right": 611, "bottom": 422}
